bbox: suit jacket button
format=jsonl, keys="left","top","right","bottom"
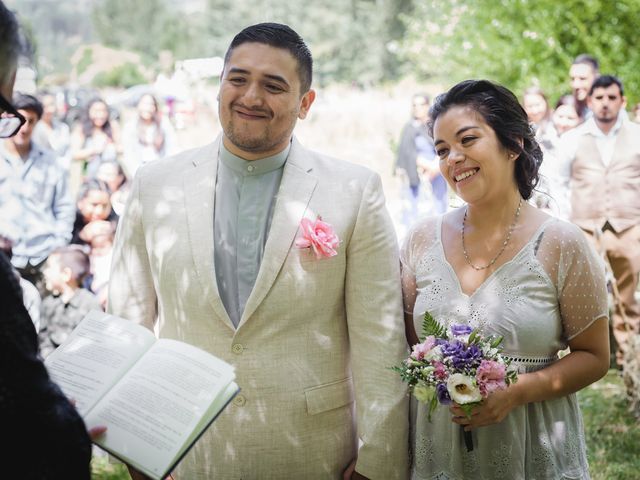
{"left": 232, "top": 343, "right": 244, "bottom": 354}
{"left": 233, "top": 394, "right": 246, "bottom": 407}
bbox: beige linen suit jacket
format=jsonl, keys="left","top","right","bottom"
{"left": 108, "top": 135, "right": 409, "bottom": 479}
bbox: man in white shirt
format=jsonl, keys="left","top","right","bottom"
{"left": 558, "top": 75, "right": 640, "bottom": 366}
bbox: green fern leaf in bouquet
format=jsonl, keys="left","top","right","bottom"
{"left": 420, "top": 311, "right": 448, "bottom": 342}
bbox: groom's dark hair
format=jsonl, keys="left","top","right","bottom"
{"left": 223, "top": 22, "right": 313, "bottom": 94}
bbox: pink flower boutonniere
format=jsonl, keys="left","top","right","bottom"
{"left": 295, "top": 216, "right": 340, "bottom": 259}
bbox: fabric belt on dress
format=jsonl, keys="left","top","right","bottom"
{"left": 503, "top": 354, "right": 557, "bottom": 366}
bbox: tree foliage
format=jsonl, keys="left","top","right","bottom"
{"left": 92, "top": 0, "right": 195, "bottom": 61}
{"left": 8, "top": 0, "right": 94, "bottom": 78}
{"left": 93, "top": 62, "right": 147, "bottom": 88}
{"left": 17, "top": 0, "right": 640, "bottom": 100}
{"left": 19, "top": 0, "right": 415, "bottom": 87}
{"left": 200, "top": 0, "right": 414, "bottom": 86}
{"left": 89, "top": 0, "right": 415, "bottom": 85}
{"left": 401, "top": 0, "right": 640, "bottom": 105}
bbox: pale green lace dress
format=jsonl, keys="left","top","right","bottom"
{"left": 401, "top": 215, "right": 608, "bottom": 480}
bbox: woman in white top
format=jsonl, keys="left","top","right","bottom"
{"left": 70, "top": 98, "right": 121, "bottom": 180}
{"left": 522, "top": 86, "right": 568, "bottom": 216}
{"left": 402, "top": 79, "right": 609, "bottom": 479}
{"left": 122, "top": 93, "right": 177, "bottom": 177}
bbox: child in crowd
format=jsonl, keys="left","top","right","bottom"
{"left": 87, "top": 220, "right": 115, "bottom": 309}
{"left": 71, "top": 179, "right": 118, "bottom": 247}
{"left": 95, "top": 160, "right": 129, "bottom": 217}
{"left": 39, "top": 245, "right": 101, "bottom": 358}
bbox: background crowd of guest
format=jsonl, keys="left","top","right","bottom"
{"left": 395, "top": 53, "right": 640, "bottom": 367}
{"left": 4, "top": 52, "right": 640, "bottom": 362}
{"left": 0, "top": 90, "right": 178, "bottom": 358}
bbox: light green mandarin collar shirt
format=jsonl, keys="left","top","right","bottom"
{"left": 213, "top": 141, "right": 290, "bottom": 328}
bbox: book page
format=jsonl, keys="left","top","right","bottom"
{"left": 179, "top": 381, "right": 239, "bottom": 454}
{"left": 85, "top": 339, "right": 235, "bottom": 479}
{"left": 45, "top": 310, "right": 156, "bottom": 416}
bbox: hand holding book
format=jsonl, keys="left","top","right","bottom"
{"left": 45, "top": 311, "right": 238, "bottom": 480}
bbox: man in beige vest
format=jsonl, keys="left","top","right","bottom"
{"left": 559, "top": 75, "right": 640, "bottom": 365}
{"left": 109, "top": 23, "right": 409, "bottom": 479}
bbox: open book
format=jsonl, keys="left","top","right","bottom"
{"left": 45, "top": 310, "right": 238, "bottom": 480}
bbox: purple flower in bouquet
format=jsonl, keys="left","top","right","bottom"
{"left": 454, "top": 343, "right": 483, "bottom": 370}
{"left": 450, "top": 324, "right": 473, "bottom": 337}
{"left": 436, "top": 382, "right": 451, "bottom": 404}
{"left": 442, "top": 341, "right": 483, "bottom": 370}
{"left": 393, "top": 311, "right": 518, "bottom": 453}
{"left": 440, "top": 339, "right": 465, "bottom": 358}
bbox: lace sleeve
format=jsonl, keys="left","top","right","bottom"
{"left": 400, "top": 216, "right": 440, "bottom": 316}
{"left": 539, "top": 220, "right": 609, "bottom": 340}
{"left": 400, "top": 226, "right": 418, "bottom": 317}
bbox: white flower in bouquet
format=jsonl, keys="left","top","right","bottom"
{"left": 446, "top": 373, "right": 482, "bottom": 404}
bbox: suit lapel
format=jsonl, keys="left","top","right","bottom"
{"left": 239, "top": 139, "right": 317, "bottom": 326}
{"left": 183, "top": 137, "right": 235, "bottom": 330}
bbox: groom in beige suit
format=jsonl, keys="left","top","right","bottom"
{"left": 109, "top": 23, "right": 409, "bottom": 479}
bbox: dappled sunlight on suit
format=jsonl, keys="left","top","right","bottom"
{"left": 109, "top": 135, "right": 409, "bottom": 479}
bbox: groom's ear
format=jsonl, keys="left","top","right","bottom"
{"left": 298, "top": 89, "right": 316, "bottom": 120}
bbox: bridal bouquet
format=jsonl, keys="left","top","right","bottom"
{"left": 394, "top": 312, "right": 517, "bottom": 450}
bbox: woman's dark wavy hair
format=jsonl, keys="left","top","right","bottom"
{"left": 81, "top": 98, "right": 113, "bottom": 139}
{"left": 428, "top": 79, "right": 542, "bottom": 199}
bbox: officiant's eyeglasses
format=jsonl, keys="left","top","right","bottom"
{"left": 0, "top": 93, "right": 26, "bottom": 138}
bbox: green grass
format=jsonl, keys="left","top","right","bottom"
{"left": 91, "top": 455, "right": 129, "bottom": 480}
{"left": 89, "top": 370, "right": 639, "bottom": 479}
{"left": 579, "top": 370, "right": 640, "bottom": 480}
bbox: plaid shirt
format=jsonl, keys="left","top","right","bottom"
{"left": 0, "top": 141, "right": 75, "bottom": 268}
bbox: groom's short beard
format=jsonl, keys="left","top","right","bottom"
{"left": 225, "top": 124, "right": 271, "bottom": 152}
{"left": 224, "top": 113, "right": 298, "bottom": 154}
{"left": 224, "top": 125, "right": 288, "bottom": 154}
